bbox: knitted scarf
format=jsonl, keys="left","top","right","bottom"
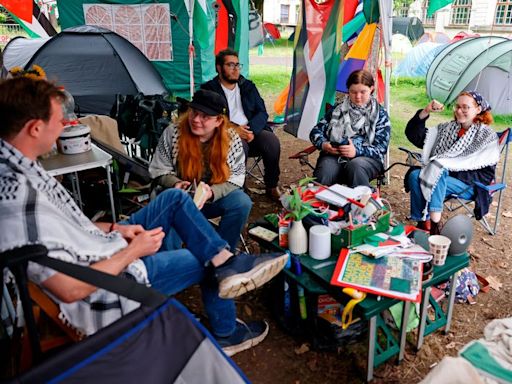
{"left": 328, "top": 95, "right": 380, "bottom": 145}
{"left": 419, "top": 121, "right": 499, "bottom": 218}
{"left": 149, "top": 124, "right": 245, "bottom": 187}
{"left": 0, "top": 139, "right": 148, "bottom": 336}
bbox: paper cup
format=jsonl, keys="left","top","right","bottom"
{"left": 429, "top": 235, "right": 451, "bottom": 266}
{"left": 308, "top": 225, "right": 331, "bottom": 260}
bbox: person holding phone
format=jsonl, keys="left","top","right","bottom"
{"left": 149, "top": 89, "right": 251, "bottom": 252}
{"left": 405, "top": 92, "right": 499, "bottom": 235}
{"left": 309, "top": 69, "right": 391, "bottom": 187}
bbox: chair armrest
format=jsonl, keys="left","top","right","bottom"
{"left": 474, "top": 181, "right": 506, "bottom": 193}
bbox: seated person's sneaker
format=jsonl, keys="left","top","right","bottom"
{"left": 217, "top": 319, "right": 269, "bottom": 357}
{"left": 215, "top": 252, "right": 288, "bottom": 299}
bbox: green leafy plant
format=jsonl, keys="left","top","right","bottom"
{"left": 284, "top": 177, "right": 325, "bottom": 221}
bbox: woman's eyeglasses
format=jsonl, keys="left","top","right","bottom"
{"left": 453, "top": 104, "right": 474, "bottom": 112}
{"left": 224, "top": 62, "right": 243, "bottom": 70}
{"left": 190, "top": 109, "right": 216, "bottom": 120}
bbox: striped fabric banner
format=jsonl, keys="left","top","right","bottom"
{"left": 285, "top": 0, "right": 344, "bottom": 141}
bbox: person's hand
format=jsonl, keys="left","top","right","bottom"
{"left": 195, "top": 181, "right": 213, "bottom": 210}
{"left": 236, "top": 125, "right": 254, "bottom": 143}
{"left": 174, "top": 180, "right": 191, "bottom": 190}
{"left": 127, "top": 227, "right": 165, "bottom": 259}
{"left": 114, "top": 224, "right": 145, "bottom": 242}
{"left": 321, "top": 141, "right": 339, "bottom": 155}
{"left": 338, "top": 139, "right": 356, "bottom": 158}
{"left": 420, "top": 99, "right": 444, "bottom": 119}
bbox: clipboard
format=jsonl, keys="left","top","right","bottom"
{"left": 330, "top": 249, "right": 423, "bottom": 303}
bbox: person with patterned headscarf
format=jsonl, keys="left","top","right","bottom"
{"left": 309, "top": 69, "right": 391, "bottom": 188}
{"left": 405, "top": 91, "right": 500, "bottom": 235}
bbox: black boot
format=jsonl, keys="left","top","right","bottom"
{"left": 430, "top": 220, "right": 441, "bottom": 236}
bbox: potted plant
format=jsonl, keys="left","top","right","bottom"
{"left": 283, "top": 177, "right": 324, "bottom": 254}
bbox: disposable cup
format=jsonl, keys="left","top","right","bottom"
{"left": 429, "top": 235, "right": 451, "bottom": 266}
{"left": 308, "top": 225, "right": 331, "bottom": 260}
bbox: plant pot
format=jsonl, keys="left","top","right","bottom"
{"left": 288, "top": 219, "right": 308, "bottom": 255}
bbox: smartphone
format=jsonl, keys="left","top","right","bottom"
{"left": 331, "top": 138, "right": 349, "bottom": 147}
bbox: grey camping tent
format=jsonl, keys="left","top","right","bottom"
{"left": 426, "top": 36, "right": 512, "bottom": 115}
{"left": 392, "top": 17, "right": 424, "bottom": 43}
{"left": 2, "top": 25, "right": 167, "bottom": 115}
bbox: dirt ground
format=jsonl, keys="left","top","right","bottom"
{"left": 195, "top": 126, "right": 512, "bottom": 384}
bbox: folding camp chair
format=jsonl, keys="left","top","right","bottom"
{"left": 399, "top": 128, "right": 511, "bottom": 235}
{"left": 1, "top": 245, "right": 249, "bottom": 383}
{"left": 443, "top": 128, "right": 511, "bottom": 235}
{"left": 245, "top": 121, "right": 284, "bottom": 185}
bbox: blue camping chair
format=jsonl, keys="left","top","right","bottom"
{"left": 443, "top": 128, "right": 511, "bottom": 235}
{"left": 400, "top": 128, "right": 511, "bottom": 235}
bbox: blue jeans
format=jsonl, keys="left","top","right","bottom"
{"left": 408, "top": 169, "right": 474, "bottom": 221}
{"left": 201, "top": 189, "right": 252, "bottom": 250}
{"left": 126, "top": 189, "right": 236, "bottom": 337}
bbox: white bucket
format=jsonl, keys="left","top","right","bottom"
{"left": 57, "top": 124, "right": 91, "bottom": 155}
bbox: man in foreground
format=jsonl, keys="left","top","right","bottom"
{"left": 0, "top": 77, "right": 288, "bottom": 356}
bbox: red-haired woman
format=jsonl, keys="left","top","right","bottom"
{"left": 149, "top": 89, "right": 251, "bottom": 250}
{"left": 406, "top": 91, "right": 500, "bottom": 235}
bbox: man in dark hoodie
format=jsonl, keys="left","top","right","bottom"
{"left": 201, "top": 49, "right": 281, "bottom": 201}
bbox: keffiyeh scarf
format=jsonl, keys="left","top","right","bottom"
{"left": 149, "top": 124, "right": 245, "bottom": 187}
{"left": 328, "top": 95, "right": 380, "bottom": 145}
{"left": 0, "top": 139, "right": 148, "bottom": 336}
{"left": 419, "top": 121, "right": 499, "bottom": 217}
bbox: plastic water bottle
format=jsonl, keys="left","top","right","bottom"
{"left": 297, "top": 285, "right": 307, "bottom": 320}
{"left": 283, "top": 280, "right": 291, "bottom": 318}
{"left": 59, "top": 87, "right": 78, "bottom": 124}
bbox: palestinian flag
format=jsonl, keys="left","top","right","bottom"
{"left": 192, "top": 0, "right": 216, "bottom": 84}
{"left": 2, "top": 0, "right": 56, "bottom": 37}
{"left": 285, "top": 0, "right": 344, "bottom": 140}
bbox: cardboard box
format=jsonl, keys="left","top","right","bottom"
{"left": 331, "top": 211, "right": 391, "bottom": 251}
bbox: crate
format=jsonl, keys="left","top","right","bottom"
{"left": 331, "top": 211, "right": 391, "bottom": 251}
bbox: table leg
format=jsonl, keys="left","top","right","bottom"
{"left": 399, "top": 301, "right": 411, "bottom": 362}
{"left": 106, "top": 164, "right": 116, "bottom": 222}
{"left": 367, "top": 316, "right": 376, "bottom": 382}
{"left": 69, "top": 172, "right": 84, "bottom": 209}
{"left": 416, "top": 286, "right": 431, "bottom": 350}
{"left": 444, "top": 272, "right": 457, "bottom": 333}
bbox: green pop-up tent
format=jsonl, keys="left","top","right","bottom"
{"left": 56, "top": 0, "right": 249, "bottom": 98}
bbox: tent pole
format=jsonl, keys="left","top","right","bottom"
{"left": 189, "top": 0, "right": 195, "bottom": 98}
{"left": 379, "top": 0, "right": 393, "bottom": 184}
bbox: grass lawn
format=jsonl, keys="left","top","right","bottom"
{"left": 249, "top": 62, "right": 512, "bottom": 149}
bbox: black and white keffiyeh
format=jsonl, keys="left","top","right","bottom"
{"left": 419, "top": 121, "right": 499, "bottom": 218}
{"left": 0, "top": 139, "right": 148, "bottom": 336}
{"left": 149, "top": 124, "right": 245, "bottom": 187}
{"left": 328, "top": 95, "right": 380, "bottom": 145}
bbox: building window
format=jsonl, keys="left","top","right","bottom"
{"left": 422, "top": 0, "right": 436, "bottom": 25}
{"left": 495, "top": 1, "right": 512, "bottom": 25}
{"left": 397, "top": 7, "right": 409, "bottom": 17}
{"left": 280, "top": 4, "right": 290, "bottom": 24}
{"left": 450, "top": 0, "right": 472, "bottom": 25}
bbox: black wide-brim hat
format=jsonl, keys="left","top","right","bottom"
{"left": 188, "top": 89, "right": 228, "bottom": 116}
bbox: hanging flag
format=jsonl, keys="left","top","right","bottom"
{"left": 336, "top": 23, "right": 377, "bottom": 92}
{"left": 427, "top": 0, "right": 454, "bottom": 17}
{"left": 6, "top": 1, "right": 56, "bottom": 38}
{"left": 193, "top": 0, "right": 213, "bottom": 50}
{"left": 1, "top": 0, "right": 32, "bottom": 23}
{"left": 285, "top": 0, "right": 344, "bottom": 140}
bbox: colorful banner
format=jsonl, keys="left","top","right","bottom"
{"left": 285, "top": 0, "right": 344, "bottom": 140}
